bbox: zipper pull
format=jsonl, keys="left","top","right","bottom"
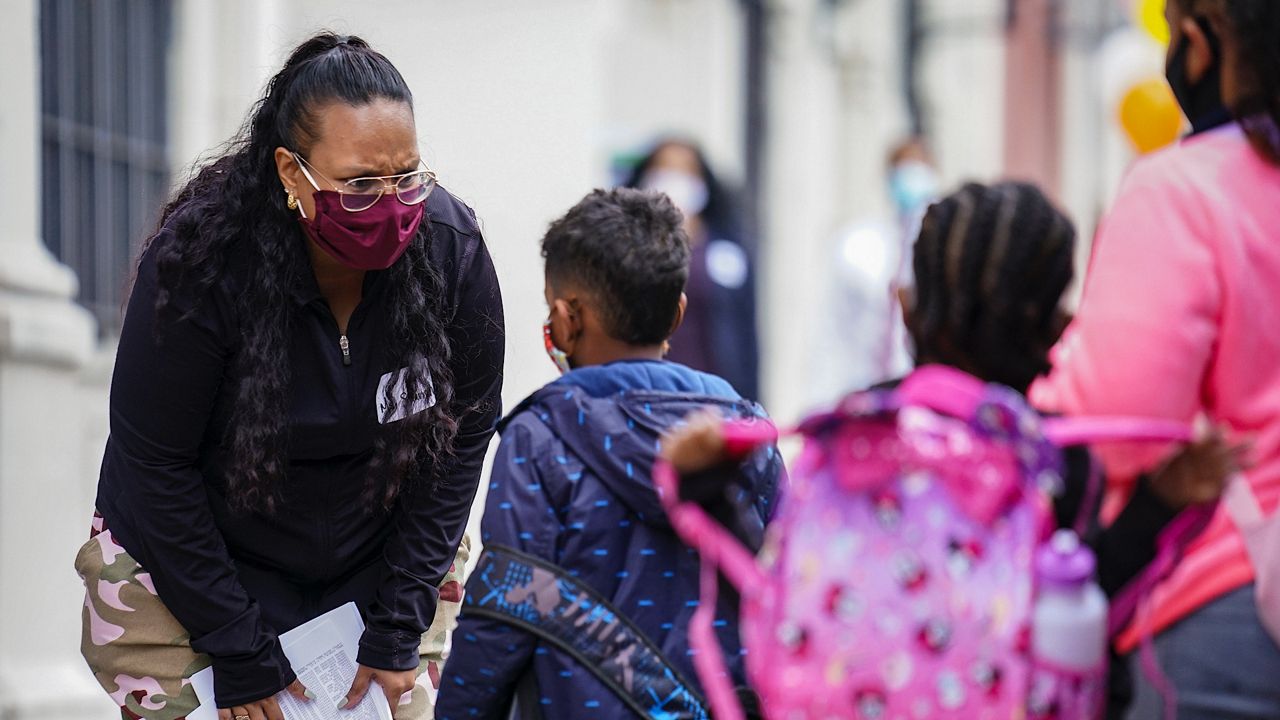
{"left": 339, "top": 334, "right": 351, "bottom": 367}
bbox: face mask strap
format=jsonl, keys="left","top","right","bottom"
{"left": 543, "top": 319, "right": 572, "bottom": 375}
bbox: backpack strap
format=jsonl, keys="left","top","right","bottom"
{"left": 463, "top": 544, "right": 713, "bottom": 720}
{"left": 1041, "top": 417, "right": 1192, "bottom": 446}
{"left": 1105, "top": 500, "right": 1216, "bottom": 720}
{"left": 654, "top": 430, "right": 773, "bottom": 720}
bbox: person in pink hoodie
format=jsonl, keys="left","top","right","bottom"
{"left": 1034, "top": 1, "right": 1280, "bottom": 717}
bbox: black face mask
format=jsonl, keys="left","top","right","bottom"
{"left": 1166, "top": 16, "right": 1233, "bottom": 135}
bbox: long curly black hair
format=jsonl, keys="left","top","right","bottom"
{"left": 149, "top": 33, "right": 456, "bottom": 514}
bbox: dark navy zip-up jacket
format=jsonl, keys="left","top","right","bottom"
{"left": 436, "top": 360, "right": 782, "bottom": 719}
{"left": 94, "top": 187, "right": 504, "bottom": 707}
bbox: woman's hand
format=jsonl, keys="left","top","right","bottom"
{"left": 341, "top": 665, "right": 417, "bottom": 714}
{"left": 1149, "top": 421, "right": 1252, "bottom": 510}
{"left": 218, "top": 679, "right": 311, "bottom": 720}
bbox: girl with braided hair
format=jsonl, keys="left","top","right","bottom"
{"left": 663, "top": 180, "right": 1239, "bottom": 717}
{"left": 1035, "top": 1, "right": 1280, "bottom": 717}
{"left": 74, "top": 33, "right": 504, "bottom": 720}
{"left": 902, "top": 181, "right": 1233, "bottom": 604}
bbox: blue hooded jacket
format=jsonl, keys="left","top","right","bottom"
{"left": 437, "top": 360, "right": 782, "bottom": 719}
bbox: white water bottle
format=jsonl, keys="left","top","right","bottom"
{"left": 1032, "top": 529, "right": 1108, "bottom": 673}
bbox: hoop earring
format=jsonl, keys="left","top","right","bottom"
{"left": 286, "top": 192, "right": 298, "bottom": 211}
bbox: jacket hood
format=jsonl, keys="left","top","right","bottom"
{"left": 500, "top": 360, "right": 767, "bottom": 525}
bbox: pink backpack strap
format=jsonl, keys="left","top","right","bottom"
{"left": 654, "top": 465, "right": 754, "bottom": 720}
{"left": 688, "top": 555, "right": 743, "bottom": 720}
{"left": 1107, "top": 501, "right": 1216, "bottom": 720}
{"left": 1027, "top": 412, "right": 1199, "bottom": 634}
{"left": 1107, "top": 502, "right": 1216, "bottom": 636}
{"left": 654, "top": 419, "right": 777, "bottom": 720}
{"left": 655, "top": 466, "right": 767, "bottom": 594}
{"left": 652, "top": 421, "right": 773, "bottom": 593}
{"left": 1044, "top": 417, "right": 1192, "bottom": 536}
{"left": 1042, "top": 417, "right": 1193, "bottom": 446}
{"left": 900, "top": 365, "right": 1195, "bottom": 447}
{"left": 1037, "top": 415, "right": 1199, "bottom": 720}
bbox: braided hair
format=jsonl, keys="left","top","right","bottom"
{"left": 907, "top": 182, "right": 1076, "bottom": 393}
{"left": 1174, "top": 0, "right": 1280, "bottom": 163}
{"left": 148, "top": 33, "right": 457, "bottom": 514}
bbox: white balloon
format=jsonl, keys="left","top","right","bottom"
{"left": 1097, "top": 27, "right": 1167, "bottom": 113}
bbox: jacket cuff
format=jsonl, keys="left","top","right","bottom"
{"left": 357, "top": 626, "right": 424, "bottom": 672}
{"left": 210, "top": 639, "right": 296, "bottom": 708}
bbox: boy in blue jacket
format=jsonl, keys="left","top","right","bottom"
{"left": 436, "top": 188, "right": 782, "bottom": 719}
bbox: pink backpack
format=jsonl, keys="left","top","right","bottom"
{"left": 656, "top": 365, "right": 1193, "bottom": 720}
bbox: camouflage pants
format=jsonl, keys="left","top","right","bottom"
{"left": 75, "top": 514, "right": 470, "bottom": 720}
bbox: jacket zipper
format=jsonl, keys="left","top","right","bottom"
{"left": 339, "top": 334, "right": 351, "bottom": 367}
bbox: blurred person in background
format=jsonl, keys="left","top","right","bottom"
{"left": 1035, "top": 1, "right": 1280, "bottom": 717}
{"left": 623, "top": 138, "right": 761, "bottom": 401}
{"left": 808, "top": 137, "right": 939, "bottom": 406}
{"left": 74, "top": 34, "right": 503, "bottom": 720}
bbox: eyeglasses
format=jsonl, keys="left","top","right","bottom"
{"left": 292, "top": 151, "right": 437, "bottom": 212}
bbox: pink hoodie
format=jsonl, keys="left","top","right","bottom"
{"left": 1034, "top": 124, "right": 1280, "bottom": 651}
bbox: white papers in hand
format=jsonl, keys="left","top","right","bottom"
{"left": 188, "top": 602, "right": 393, "bottom": 720}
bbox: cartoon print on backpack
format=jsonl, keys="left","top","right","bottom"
{"left": 776, "top": 620, "right": 809, "bottom": 657}
{"left": 916, "top": 616, "right": 953, "bottom": 654}
{"left": 826, "top": 584, "right": 864, "bottom": 623}
{"left": 872, "top": 489, "right": 902, "bottom": 530}
{"left": 947, "top": 537, "right": 984, "bottom": 578}
{"left": 892, "top": 550, "right": 929, "bottom": 593}
{"left": 936, "top": 670, "right": 966, "bottom": 710}
{"left": 972, "top": 659, "right": 1004, "bottom": 698}
{"left": 853, "top": 686, "right": 888, "bottom": 719}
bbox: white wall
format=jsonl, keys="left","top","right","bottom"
{"left": 919, "top": 0, "right": 1008, "bottom": 186}
{"left": 599, "top": 0, "right": 745, "bottom": 180}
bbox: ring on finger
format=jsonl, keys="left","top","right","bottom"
{"left": 234, "top": 713, "right": 251, "bottom": 720}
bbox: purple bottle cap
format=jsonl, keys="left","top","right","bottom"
{"left": 1036, "top": 529, "right": 1096, "bottom": 588}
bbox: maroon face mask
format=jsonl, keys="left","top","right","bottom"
{"left": 298, "top": 190, "right": 425, "bottom": 270}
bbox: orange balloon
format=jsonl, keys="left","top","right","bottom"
{"left": 1118, "top": 77, "right": 1185, "bottom": 154}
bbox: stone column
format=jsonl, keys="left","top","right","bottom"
{"left": 1004, "top": 0, "right": 1064, "bottom": 198}
{"left": 0, "top": 0, "right": 112, "bottom": 718}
